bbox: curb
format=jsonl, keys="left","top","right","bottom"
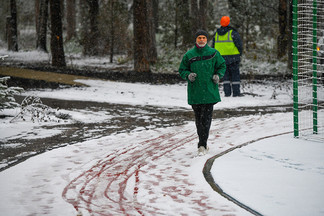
{"left": 203, "top": 131, "right": 293, "bottom": 216}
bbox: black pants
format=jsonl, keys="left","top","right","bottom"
{"left": 192, "top": 104, "right": 214, "bottom": 148}
{"left": 223, "top": 61, "right": 240, "bottom": 96}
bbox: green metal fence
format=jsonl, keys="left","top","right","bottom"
{"left": 292, "top": 0, "right": 324, "bottom": 142}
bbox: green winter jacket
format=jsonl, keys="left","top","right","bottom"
{"left": 179, "top": 44, "right": 226, "bottom": 105}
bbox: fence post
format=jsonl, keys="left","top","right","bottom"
{"left": 312, "top": 0, "right": 318, "bottom": 134}
{"left": 292, "top": 0, "right": 299, "bottom": 138}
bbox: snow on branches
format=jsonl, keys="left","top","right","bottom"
{"left": 10, "top": 95, "right": 70, "bottom": 123}
{"left": 0, "top": 76, "right": 24, "bottom": 111}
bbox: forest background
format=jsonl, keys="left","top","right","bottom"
{"left": 1, "top": 0, "right": 324, "bottom": 78}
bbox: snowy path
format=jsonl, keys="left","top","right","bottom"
{"left": 62, "top": 127, "right": 197, "bottom": 215}
{"left": 61, "top": 125, "right": 243, "bottom": 216}
{"left": 0, "top": 112, "right": 292, "bottom": 216}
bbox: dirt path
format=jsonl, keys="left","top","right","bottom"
{"left": 0, "top": 66, "right": 96, "bottom": 87}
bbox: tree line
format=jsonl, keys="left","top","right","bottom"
{"left": 5, "top": 0, "right": 313, "bottom": 73}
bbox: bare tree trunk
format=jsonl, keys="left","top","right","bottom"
{"left": 178, "top": 0, "right": 191, "bottom": 48}
{"left": 7, "top": 0, "right": 18, "bottom": 51}
{"left": 35, "top": 0, "right": 40, "bottom": 37}
{"left": 191, "top": 0, "right": 199, "bottom": 33}
{"left": 245, "top": 19, "right": 249, "bottom": 51}
{"left": 110, "top": 0, "right": 115, "bottom": 63}
{"left": 82, "top": 0, "right": 99, "bottom": 56}
{"left": 50, "top": 0, "right": 66, "bottom": 67}
{"left": 278, "top": 0, "right": 288, "bottom": 59}
{"left": 36, "top": 0, "right": 49, "bottom": 52}
{"left": 79, "top": 1, "right": 88, "bottom": 53}
{"left": 146, "top": 0, "right": 157, "bottom": 64}
{"left": 175, "top": 4, "right": 179, "bottom": 48}
{"left": 153, "top": 0, "right": 159, "bottom": 33}
{"left": 190, "top": 0, "right": 207, "bottom": 34}
{"left": 198, "top": 0, "right": 207, "bottom": 30}
{"left": 66, "top": 0, "right": 76, "bottom": 41}
{"left": 133, "top": 0, "right": 150, "bottom": 73}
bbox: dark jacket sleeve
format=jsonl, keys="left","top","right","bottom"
{"left": 232, "top": 30, "right": 243, "bottom": 55}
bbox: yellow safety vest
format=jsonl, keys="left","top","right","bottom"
{"left": 214, "top": 30, "right": 240, "bottom": 56}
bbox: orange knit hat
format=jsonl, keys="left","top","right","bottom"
{"left": 220, "top": 16, "right": 230, "bottom": 27}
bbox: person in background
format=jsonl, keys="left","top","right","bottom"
{"left": 179, "top": 30, "right": 226, "bottom": 155}
{"left": 213, "top": 16, "right": 243, "bottom": 97}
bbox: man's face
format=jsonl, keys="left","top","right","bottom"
{"left": 196, "top": 35, "right": 207, "bottom": 47}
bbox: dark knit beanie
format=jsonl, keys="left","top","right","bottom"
{"left": 195, "top": 30, "right": 208, "bottom": 40}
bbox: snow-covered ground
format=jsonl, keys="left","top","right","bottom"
{"left": 20, "top": 78, "right": 294, "bottom": 109}
{"left": 0, "top": 68, "right": 324, "bottom": 215}
{"left": 212, "top": 133, "right": 324, "bottom": 216}
{"left": 0, "top": 48, "right": 290, "bottom": 77}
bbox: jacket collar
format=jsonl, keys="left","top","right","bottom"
{"left": 217, "top": 26, "right": 231, "bottom": 35}
{"left": 195, "top": 43, "right": 209, "bottom": 52}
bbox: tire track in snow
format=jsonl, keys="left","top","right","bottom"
{"left": 62, "top": 128, "right": 197, "bottom": 215}
{"left": 62, "top": 113, "right": 291, "bottom": 216}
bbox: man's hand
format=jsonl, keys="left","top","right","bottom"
{"left": 188, "top": 73, "right": 197, "bottom": 82}
{"left": 212, "top": 74, "right": 219, "bottom": 84}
